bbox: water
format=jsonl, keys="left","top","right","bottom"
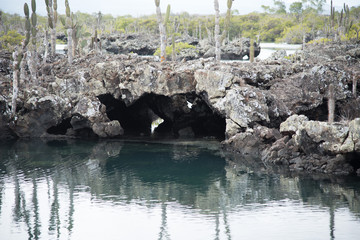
{"left": 0, "top": 139, "right": 359, "bottom": 240}
{"left": 258, "top": 42, "right": 302, "bottom": 60}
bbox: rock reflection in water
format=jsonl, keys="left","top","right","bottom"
{"left": 0, "top": 140, "right": 359, "bottom": 240}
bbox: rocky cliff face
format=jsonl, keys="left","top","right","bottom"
{"left": 0, "top": 41, "right": 359, "bottom": 175}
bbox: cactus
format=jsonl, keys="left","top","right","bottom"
{"left": 353, "top": 75, "right": 358, "bottom": 98}
{"left": 73, "top": 22, "right": 81, "bottom": 56}
{"left": 24, "top": 3, "right": 29, "bottom": 17}
{"left": 249, "top": 38, "right": 254, "bottom": 63}
{"left": 24, "top": 3, "right": 31, "bottom": 47}
{"left": 171, "top": 34, "right": 176, "bottom": 61}
{"left": 31, "top": 0, "right": 37, "bottom": 46}
{"left": 214, "top": 0, "right": 221, "bottom": 62}
{"left": 92, "top": 11, "right": 102, "bottom": 54}
{"left": 45, "top": 0, "right": 58, "bottom": 56}
{"left": 60, "top": 3, "right": 85, "bottom": 57}
{"left": 65, "top": 0, "right": 73, "bottom": 64}
{"left": 328, "top": 84, "right": 335, "bottom": 123}
{"left": 343, "top": 4, "right": 353, "bottom": 36}
{"left": 162, "top": 4, "right": 179, "bottom": 61}
{"left": 222, "top": 0, "right": 233, "bottom": 42}
{"left": 154, "top": 0, "right": 166, "bottom": 62}
{"left": 11, "top": 49, "right": 19, "bottom": 116}
{"left": 330, "top": 0, "right": 334, "bottom": 31}
{"left": 27, "top": 0, "right": 38, "bottom": 84}
{"left": 172, "top": 17, "right": 179, "bottom": 61}
{"left": 11, "top": 2, "right": 34, "bottom": 116}
{"left": 165, "top": 4, "right": 171, "bottom": 39}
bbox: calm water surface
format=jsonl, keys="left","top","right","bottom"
{"left": 0, "top": 139, "right": 359, "bottom": 240}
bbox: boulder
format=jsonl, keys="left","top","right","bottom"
{"left": 102, "top": 34, "right": 159, "bottom": 55}
{"left": 268, "top": 49, "right": 287, "bottom": 60}
{"left": 12, "top": 95, "right": 71, "bottom": 137}
{"left": 92, "top": 120, "right": 124, "bottom": 138}
{"left": 70, "top": 96, "right": 124, "bottom": 137}
{"left": 71, "top": 96, "right": 108, "bottom": 124}
{"left": 341, "top": 118, "right": 360, "bottom": 152}
{"left": 212, "top": 86, "right": 269, "bottom": 129}
{"left": 280, "top": 115, "right": 360, "bottom": 155}
{"left": 280, "top": 114, "right": 309, "bottom": 135}
{"left": 347, "top": 48, "right": 360, "bottom": 59}
{"left": 195, "top": 69, "right": 233, "bottom": 102}
{"left": 294, "top": 121, "right": 349, "bottom": 153}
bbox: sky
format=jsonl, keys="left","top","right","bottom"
{"left": 1, "top": 0, "right": 360, "bottom": 17}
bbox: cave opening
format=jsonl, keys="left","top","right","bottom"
{"left": 47, "top": 118, "right": 72, "bottom": 135}
{"left": 347, "top": 152, "right": 360, "bottom": 174}
{"left": 97, "top": 93, "right": 226, "bottom": 140}
{"left": 299, "top": 102, "right": 329, "bottom": 121}
{"left": 46, "top": 117, "right": 98, "bottom": 138}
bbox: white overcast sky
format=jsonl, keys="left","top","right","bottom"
{"left": 1, "top": 0, "right": 359, "bottom": 17}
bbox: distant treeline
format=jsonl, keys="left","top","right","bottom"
{"left": 0, "top": 1, "right": 359, "bottom": 50}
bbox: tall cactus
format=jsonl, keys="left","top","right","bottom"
{"left": 353, "top": 75, "right": 358, "bottom": 98}
{"left": 93, "top": 11, "right": 102, "bottom": 54}
{"left": 214, "top": 0, "right": 221, "bottom": 62}
{"left": 12, "top": 3, "right": 32, "bottom": 116}
{"left": 155, "top": 0, "right": 166, "bottom": 62}
{"left": 12, "top": 50, "right": 20, "bottom": 116}
{"left": 330, "top": 0, "right": 335, "bottom": 32}
{"left": 328, "top": 84, "right": 335, "bottom": 123}
{"left": 164, "top": 4, "right": 171, "bottom": 39}
{"left": 45, "top": 0, "right": 58, "bottom": 56}
{"left": 24, "top": 3, "right": 31, "bottom": 47}
{"left": 0, "top": 11, "right": 3, "bottom": 33}
{"left": 65, "top": 0, "right": 73, "bottom": 64}
{"left": 27, "top": 0, "right": 38, "bottom": 84}
{"left": 249, "top": 39, "right": 255, "bottom": 63}
{"left": 163, "top": 4, "right": 177, "bottom": 61}
{"left": 30, "top": 0, "right": 37, "bottom": 46}
{"left": 343, "top": 4, "right": 353, "bottom": 37}
{"left": 222, "top": 0, "right": 233, "bottom": 42}
{"left": 72, "top": 19, "right": 81, "bottom": 56}
{"left": 60, "top": 4, "right": 83, "bottom": 57}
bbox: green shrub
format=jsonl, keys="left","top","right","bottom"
{"left": 56, "top": 39, "right": 66, "bottom": 44}
{"left": 307, "top": 38, "right": 332, "bottom": 44}
{"left": 280, "top": 25, "right": 311, "bottom": 44}
{"left": 0, "top": 30, "right": 24, "bottom": 51}
{"left": 154, "top": 42, "right": 196, "bottom": 57}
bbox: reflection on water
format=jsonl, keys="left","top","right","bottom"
{"left": 0, "top": 140, "right": 359, "bottom": 240}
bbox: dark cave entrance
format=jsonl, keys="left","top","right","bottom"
{"left": 47, "top": 118, "right": 72, "bottom": 135}
{"left": 97, "top": 93, "right": 226, "bottom": 140}
{"left": 46, "top": 117, "right": 98, "bottom": 138}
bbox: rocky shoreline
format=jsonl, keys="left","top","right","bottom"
{"left": 1, "top": 39, "right": 360, "bottom": 175}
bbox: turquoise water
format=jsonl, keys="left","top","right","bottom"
{"left": 0, "top": 139, "right": 359, "bottom": 240}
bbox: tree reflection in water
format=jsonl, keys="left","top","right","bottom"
{"left": 0, "top": 139, "right": 359, "bottom": 240}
